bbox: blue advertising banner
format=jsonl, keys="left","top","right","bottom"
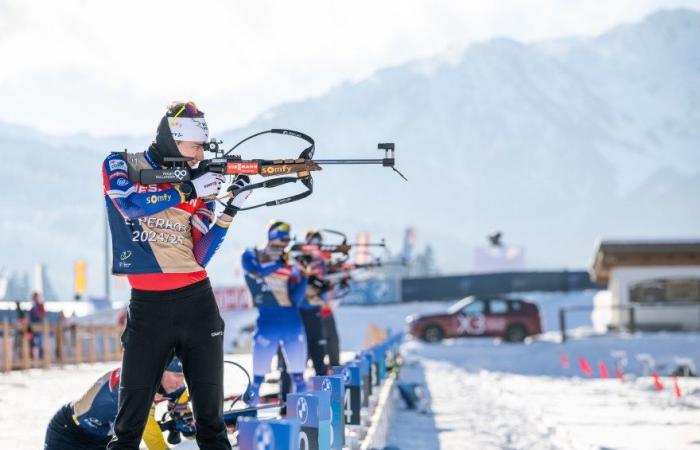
{"left": 342, "top": 277, "right": 401, "bottom": 305}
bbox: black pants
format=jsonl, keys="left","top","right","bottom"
{"left": 300, "top": 307, "right": 327, "bottom": 375}
{"left": 322, "top": 312, "right": 340, "bottom": 367}
{"left": 108, "top": 278, "right": 231, "bottom": 450}
{"left": 44, "top": 404, "right": 109, "bottom": 450}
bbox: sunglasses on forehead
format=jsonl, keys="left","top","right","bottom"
{"left": 171, "top": 102, "right": 200, "bottom": 119}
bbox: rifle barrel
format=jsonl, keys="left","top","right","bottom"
{"left": 313, "top": 159, "right": 388, "bottom": 164}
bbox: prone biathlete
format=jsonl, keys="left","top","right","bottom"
{"left": 44, "top": 357, "right": 189, "bottom": 450}
{"left": 241, "top": 221, "right": 309, "bottom": 406}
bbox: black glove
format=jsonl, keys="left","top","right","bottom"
{"left": 309, "top": 275, "right": 331, "bottom": 293}
{"left": 296, "top": 254, "right": 314, "bottom": 265}
{"left": 279, "top": 252, "right": 290, "bottom": 265}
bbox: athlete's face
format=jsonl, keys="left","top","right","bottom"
{"left": 176, "top": 141, "right": 206, "bottom": 167}
{"left": 161, "top": 370, "right": 186, "bottom": 393}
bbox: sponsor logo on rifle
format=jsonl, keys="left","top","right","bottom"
{"left": 152, "top": 170, "right": 188, "bottom": 181}
{"left": 226, "top": 162, "right": 259, "bottom": 174}
{"left": 262, "top": 165, "right": 293, "bottom": 175}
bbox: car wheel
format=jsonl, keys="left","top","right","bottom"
{"left": 505, "top": 324, "right": 527, "bottom": 342}
{"left": 422, "top": 325, "right": 444, "bottom": 343}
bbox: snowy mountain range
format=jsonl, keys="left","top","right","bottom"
{"left": 2, "top": 9, "right": 698, "bottom": 300}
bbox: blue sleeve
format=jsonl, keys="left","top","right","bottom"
{"left": 288, "top": 268, "right": 309, "bottom": 307}
{"left": 242, "top": 249, "right": 284, "bottom": 277}
{"left": 102, "top": 153, "right": 183, "bottom": 219}
{"left": 193, "top": 222, "right": 229, "bottom": 267}
{"left": 192, "top": 201, "right": 229, "bottom": 267}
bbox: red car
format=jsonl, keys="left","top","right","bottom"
{"left": 406, "top": 296, "right": 542, "bottom": 342}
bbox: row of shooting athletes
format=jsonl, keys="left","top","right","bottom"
{"left": 44, "top": 101, "right": 362, "bottom": 450}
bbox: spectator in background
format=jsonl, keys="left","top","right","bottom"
{"left": 13, "top": 301, "right": 31, "bottom": 362}
{"left": 29, "top": 291, "right": 46, "bottom": 359}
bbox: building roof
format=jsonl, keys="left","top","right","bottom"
{"left": 590, "top": 239, "right": 700, "bottom": 284}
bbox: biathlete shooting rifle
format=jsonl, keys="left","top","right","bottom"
{"left": 135, "top": 129, "right": 407, "bottom": 210}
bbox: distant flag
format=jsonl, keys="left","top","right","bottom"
{"left": 402, "top": 227, "right": 416, "bottom": 263}
{"left": 559, "top": 353, "right": 570, "bottom": 369}
{"left": 578, "top": 357, "right": 594, "bottom": 377}
{"left": 34, "top": 264, "right": 44, "bottom": 297}
{"left": 74, "top": 260, "right": 87, "bottom": 301}
{"left": 652, "top": 372, "right": 664, "bottom": 391}
{"left": 615, "top": 367, "right": 625, "bottom": 383}
{"left": 355, "top": 232, "right": 371, "bottom": 264}
{"left": 673, "top": 377, "right": 682, "bottom": 399}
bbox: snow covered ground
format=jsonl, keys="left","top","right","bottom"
{"left": 0, "top": 354, "right": 253, "bottom": 450}
{"left": 2, "top": 294, "right": 699, "bottom": 449}
{"left": 387, "top": 335, "right": 700, "bottom": 450}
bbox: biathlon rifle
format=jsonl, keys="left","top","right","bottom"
{"left": 323, "top": 259, "right": 407, "bottom": 282}
{"left": 289, "top": 239, "right": 386, "bottom": 256}
{"left": 158, "top": 360, "right": 279, "bottom": 442}
{"left": 137, "top": 129, "right": 407, "bottom": 211}
{"left": 290, "top": 229, "right": 387, "bottom": 262}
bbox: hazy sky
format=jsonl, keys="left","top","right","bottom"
{"left": 1, "top": 0, "right": 698, "bottom": 136}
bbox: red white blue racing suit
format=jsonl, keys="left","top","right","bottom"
{"left": 102, "top": 149, "right": 229, "bottom": 290}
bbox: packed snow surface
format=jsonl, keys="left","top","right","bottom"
{"left": 387, "top": 334, "right": 700, "bottom": 450}
{"left": 2, "top": 296, "right": 698, "bottom": 449}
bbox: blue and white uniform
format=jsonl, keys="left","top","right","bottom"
{"left": 241, "top": 247, "right": 308, "bottom": 403}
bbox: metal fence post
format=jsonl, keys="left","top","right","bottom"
{"left": 2, "top": 319, "right": 11, "bottom": 373}
{"left": 628, "top": 307, "right": 636, "bottom": 334}
{"left": 55, "top": 321, "right": 64, "bottom": 364}
{"left": 559, "top": 308, "right": 567, "bottom": 343}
